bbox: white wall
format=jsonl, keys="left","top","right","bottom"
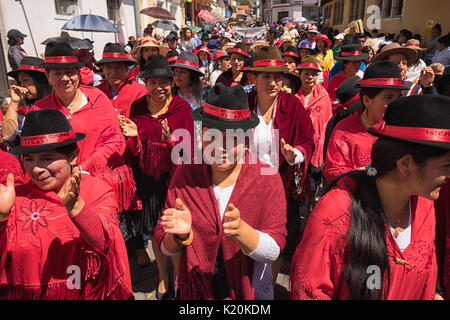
{"left": 0, "top": 0, "right": 138, "bottom": 73}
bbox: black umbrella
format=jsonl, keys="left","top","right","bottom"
{"left": 41, "top": 32, "right": 93, "bottom": 50}
{"left": 152, "top": 20, "right": 179, "bottom": 32}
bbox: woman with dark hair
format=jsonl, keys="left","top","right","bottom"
{"left": 2, "top": 56, "right": 53, "bottom": 148}
{"left": 172, "top": 51, "right": 206, "bottom": 110}
{"left": 128, "top": 37, "right": 169, "bottom": 84}
{"left": 179, "top": 27, "right": 197, "bottom": 52}
{"left": 0, "top": 109, "right": 133, "bottom": 299}
{"left": 291, "top": 94, "right": 450, "bottom": 300}
{"left": 210, "top": 51, "right": 230, "bottom": 87}
{"left": 119, "top": 55, "right": 194, "bottom": 299}
{"left": 216, "top": 43, "right": 249, "bottom": 87}
{"left": 361, "top": 46, "right": 375, "bottom": 67}
{"left": 324, "top": 61, "right": 406, "bottom": 183}
{"left": 431, "top": 34, "right": 450, "bottom": 66}
{"left": 6, "top": 29, "right": 27, "bottom": 71}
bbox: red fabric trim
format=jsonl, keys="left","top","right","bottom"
{"left": 102, "top": 52, "right": 129, "bottom": 59}
{"left": 339, "top": 51, "right": 362, "bottom": 57}
{"left": 44, "top": 56, "right": 79, "bottom": 64}
{"left": 175, "top": 59, "right": 199, "bottom": 68}
{"left": 230, "top": 48, "right": 249, "bottom": 57}
{"left": 167, "top": 56, "right": 178, "bottom": 62}
{"left": 299, "top": 63, "right": 319, "bottom": 69}
{"left": 141, "top": 39, "right": 158, "bottom": 46}
{"left": 203, "top": 102, "right": 251, "bottom": 120}
{"left": 21, "top": 131, "right": 76, "bottom": 146}
{"left": 283, "top": 51, "right": 299, "bottom": 58}
{"left": 18, "top": 65, "right": 45, "bottom": 73}
{"left": 405, "top": 43, "right": 421, "bottom": 48}
{"left": 375, "top": 124, "right": 450, "bottom": 142}
{"left": 253, "top": 59, "right": 285, "bottom": 67}
{"left": 361, "top": 78, "right": 403, "bottom": 86}
{"left": 343, "top": 92, "right": 360, "bottom": 107}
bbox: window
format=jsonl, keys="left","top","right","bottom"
{"left": 349, "top": 0, "right": 366, "bottom": 22}
{"left": 380, "top": 0, "right": 403, "bottom": 18}
{"left": 324, "top": 4, "right": 332, "bottom": 20}
{"left": 333, "top": 0, "right": 344, "bottom": 25}
{"left": 278, "top": 11, "right": 289, "bottom": 22}
{"left": 392, "top": 0, "right": 404, "bottom": 17}
{"left": 107, "top": 0, "right": 121, "bottom": 21}
{"left": 54, "top": 0, "right": 78, "bottom": 16}
{"left": 382, "top": 0, "right": 392, "bottom": 17}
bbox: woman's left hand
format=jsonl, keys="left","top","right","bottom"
{"left": 61, "top": 166, "right": 85, "bottom": 217}
{"left": 419, "top": 66, "right": 435, "bottom": 87}
{"left": 280, "top": 138, "right": 296, "bottom": 164}
{"left": 223, "top": 203, "right": 241, "bottom": 240}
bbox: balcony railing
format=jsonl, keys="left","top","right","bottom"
{"left": 272, "top": 0, "right": 291, "bottom": 6}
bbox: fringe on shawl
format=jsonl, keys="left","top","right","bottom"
{"left": 139, "top": 141, "right": 173, "bottom": 181}
{"left": 178, "top": 266, "right": 214, "bottom": 300}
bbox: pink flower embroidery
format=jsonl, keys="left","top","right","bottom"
{"left": 17, "top": 200, "right": 52, "bottom": 235}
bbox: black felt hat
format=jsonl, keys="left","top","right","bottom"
{"left": 335, "top": 43, "right": 368, "bottom": 61}
{"left": 143, "top": 55, "right": 173, "bottom": 79}
{"left": 336, "top": 76, "right": 363, "bottom": 114}
{"left": 12, "top": 109, "right": 85, "bottom": 155}
{"left": 7, "top": 56, "right": 45, "bottom": 79}
{"left": 356, "top": 61, "right": 408, "bottom": 90}
{"left": 172, "top": 51, "right": 204, "bottom": 75}
{"left": 191, "top": 83, "right": 260, "bottom": 131}
{"left": 96, "top": 43, "right": 135, "bottom": 66}
{"left": 369, "top": 95, "right": 450, "bottom": 149}
{"left": 42, "top": 41, "right": 84, "bottom": 69}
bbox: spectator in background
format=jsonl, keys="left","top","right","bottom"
{"left": 397, "top": 29, "right": 413, "bottom": 45}
{"left": 371, "top": 29, "right": 379, "bottom": 38}
{"left": 404, "top": 39, "right": 428, "bottom": 83}
{"left": 179, "top": 27, "right": 197, "bottom": 52}
{"left": 432, "top": 34, "right": 450, "bottom": 67}
{"left": 7, "top": 29, "right": 28, "bottom": 71}
{"left": 143, "top": 23, "right": 154, "bottom": 37}
{"left": 124, "top": 36, "right": 137, "bottom": 53}
{"left": 426, "top": 24, "right": 442, "bottom": 64}
{"left": 361, "top": 45, "right": 375, "bottom": 67}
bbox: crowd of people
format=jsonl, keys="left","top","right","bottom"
{"left": 0, "top": 18, "right": 449, "bottom": 301}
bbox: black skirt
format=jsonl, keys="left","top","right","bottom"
{"left": 118, "top": 171, "right": 169, "bottom": 240}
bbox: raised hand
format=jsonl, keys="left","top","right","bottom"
{"left": 223, "top": 203, "right": 241, "bottom": 240}
{"left": 0, "top": 174, "right": 15, "bottom": 220}
{"left": 161, "top": 198, "right": 192, "bottom": 237}
{"left": 280, "top": 138, "right": 296, "bottom": 164}
{"left": 60, "top": 166, "right": 84, "bottom": 216}
{"left": 118, "top": 115, "right": 138, "bottom": 138}
{"left": 419, "top": 66, "right": 435, "bottom": 88}
{"left": 161, "top": 118, "right": 171, "bottom": 143}
{"left": 8, "top": 85, "right": 29, "bottom": 103}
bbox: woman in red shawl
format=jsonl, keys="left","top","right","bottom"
{"left": 291, "top": 94, "right": 450, "bottom": 300}
{"left": 119, "top": 55, "right": 194, "bottom": 300}
{"left": 0, "top": 109, "right": 133, "bottom": 299}
{"left": 326, "top": 44, "right": 367, "bottom": 112}
{"left": 216, "top": 43, "right": 249, "bottom": 87}
{"left": 154, "top": 83, "right": 287, "bottom": 300}
{"left": 436, "top": 180, "right": 450, "bottom": 299}
{"left": 323, "top": 61, "right": 407, "bottom": 183}
{"left": 95, "top": 43, "right": 147, "bottom": 118}
{"left": 247, "top": 46, "right": 315, "bottom": 290}
{"left": 31, "top": 41, "right": 136, "bottom": 216}
{"left": 0, "top": 150, "right": 24, "bottom": 185}
{"left": 295, "top": 55, "right": 332, "bottom": 195}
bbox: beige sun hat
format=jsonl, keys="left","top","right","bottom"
{"left": 131, "top": 36, "right": 169, "bottom": 60}
{"left": 403, "top": 39, "right": 427, "bottom": 52}
{"left": 373, "top": 42, "right": 418, "bottom": 67}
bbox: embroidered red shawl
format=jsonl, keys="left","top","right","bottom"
{"left": 0, "top": 174, "right": 133, "bottom": 299}
{"left": 154, "top": 155, "right": 287, "bottom": 300}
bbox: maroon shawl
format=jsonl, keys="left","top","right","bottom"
{"left": 248, "top": 91, "right": 315, "bottom": 201}
{"left": 154, "top": 155, "right": 287, "bottom": 300}
{"left": 128, "top": 94, "right": 194, "bottom": 181}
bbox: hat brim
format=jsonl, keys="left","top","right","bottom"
{"left": 355, "top": 82, "right": 408, "bottom": 90}
{"left": 248, "top": 66, "right": 289, "bottom": 73}
{"left": 250, "top": 43, "right": 269, "bottom": 51}
{"left": 96, "top": 58, "right": 135, "bottom": 66}
{"left": 191, "top": 107, "right": 260, "bottom": 131}
{"left": 313, "top": 37, "right": 331, "bottom": 48}
{"left": 373, "top": 47, "right": 418, "bottom": 67}
{"left": 172, "top": 63, "right": 204, "bottom": 76}
{"left": 368, "top": 129, "right": 450, "bottom": 150}
{"left": 7, "top": 69, "right": 45, "bottom": 79}
{"left": 12, "top": 133, "right": 86, "bottom": 155}
{"left": 42, "top": 62, "right": 84, "bottom": 69}
{"left": 131, "top": 46, "right": 169, "bottom": 60}
{"left": 336, "top": 53, "right": 369, "bottom": 61}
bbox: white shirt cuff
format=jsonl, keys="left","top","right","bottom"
{"left": 242, "top": 231, "right": 280, "bottom": 263}
{"left": 288, "top": 148, "right": 304, "bottom": 165}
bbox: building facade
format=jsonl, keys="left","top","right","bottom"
{"left": 263, "top": 0, "right": 319, "bottom": 24}
{"left": 322, "top": 0, "right": 447, "bottom": 42}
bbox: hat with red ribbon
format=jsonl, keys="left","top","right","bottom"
{"left": 191, "top": 83, "right": 259, "bottom": 131}
{"left": 369, "top": 94, "right": 450, "bottom": 149}
{"left": 297, "top": 55, "right": 321, "bottom": 72}
{"left": 12, "top": 109, "right": 85, "bottom": 155}
{"left": 248, "top": 46, "right": 288, "bottom": 73}
{"left": 335, "top": 43, "right": 368, "bottom": 61}
{"left": 229, "top": 43, "right": 250, "bottom": 58}
{"left": 356, "top": 61, "right": 408, "bottom": 90}
{"left": 172, "top": 51, "right": 204, "bottom": 75}
{"left": 96, "top": 43, "right": 136, "bottom": 66}
{"left": 313, "top": 34, "right": 332, "bottom": 48}
{"left": 7, "top": 56, "right": 46, "bottom": 79}
{"left": 282, "top": 46, "right": 300, "bottom": 62}
{"left": 41, "top": 41, "right": 84, "bottom": 69}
